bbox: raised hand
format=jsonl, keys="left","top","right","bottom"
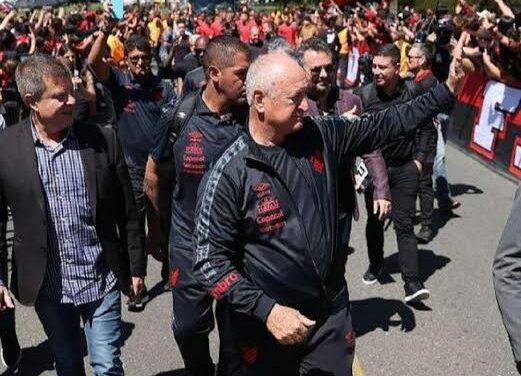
{"left": 446, "top": 32, "right": 466, "bottom": 96}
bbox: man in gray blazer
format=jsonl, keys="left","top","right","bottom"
{"left": 493, "top": 184, "right": 521, "bottom": 375}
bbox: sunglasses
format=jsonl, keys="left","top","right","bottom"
{"left": 128, "top": 55, "right": 151, "bottom": 64}
{"left": 310, "top": 64, "right": 335, "bottom": 75}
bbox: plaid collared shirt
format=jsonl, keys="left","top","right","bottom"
{"left": 32, "top": 124, "right": 116, "bottom": 305}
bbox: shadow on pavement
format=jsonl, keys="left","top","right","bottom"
{"left": 154, "top": 370, "right": 188, "bottom": 376}
{"left": 450, "top": 183, "right": 483, "bottom": 197}
{"left": 382, "top": 249, "right": 451, "bottom": 283}
{"left": 406, "top": 301, "right": 432, "bottom": 311}
{"left": 121, "top": 320, "right": 135, "bottom": 347}
{"left": 419, "top": 208, "right": 462, "bottom": 243}
{"left": 146, "top": 279, "right": 170, "bottom": 305}
{"left": 12, "top": 340, "right": 54, "bottom": 376}
{"left": 351, "top": 298, "right": 416, "bottom": 336}
{"left": 432, "top": 208, "right": 461, "bottom": 233}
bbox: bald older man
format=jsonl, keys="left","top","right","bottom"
{"left": 192, "top": 51, "right": 464, "bottom": 375}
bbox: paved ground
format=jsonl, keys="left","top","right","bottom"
{"left": 1, "top": 144, "right": 518, "bottom": 376}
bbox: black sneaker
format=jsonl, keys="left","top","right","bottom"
{"left": 404, "top": 280, "right": 430, "bottom": 303}
{"left": 416, "top": 226, "right": 433, "bottom": 244}
{"left": 127, "top": 287, "right": 150, "bottom": 312}
{"left": 1, "top": 345, "right": 21, "bottom": 374}
{"left": 362, "top": 264, "right": 383, "bottom": 285}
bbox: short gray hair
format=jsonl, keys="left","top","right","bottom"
{"left": 245, "top": 51, "right": 301, "bottom": 105}
{"left": 265, "top": 37, "right": 295, "bottom": 55}
{"left": 410, "top": 43, "right": 433, "bottom": 67}
{"left": 15, "top": 54, "right": 71, "bottom": 102}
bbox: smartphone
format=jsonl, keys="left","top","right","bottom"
{"left": 111, "top": 0, "right": 124, "bottom": 20}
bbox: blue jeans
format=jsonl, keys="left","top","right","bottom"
{"left": 34, "top": 288, "right": 124, "bottom": 376}
{"left": 433, "top": 113, "right": 451, "bottom": 202}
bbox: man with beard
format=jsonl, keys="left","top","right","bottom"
{"left": 299, "top": 37, "right": 391, "bottom": 250}
{"left": 88, "top": 13, "right": 177, "bottom": 310}
{"left": 147, "top": 36, "right": 251, "bottom": 376}
{"left": 192, "top": 50, "right": 463, "bottom": 374}
{"left": 248, "top": 26, "right": 266, "bottom": 59}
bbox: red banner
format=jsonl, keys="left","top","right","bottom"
{"left": 450, "top": 71, "right": 521, "bottom": 179}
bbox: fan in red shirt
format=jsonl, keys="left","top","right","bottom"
{"left": 196, "top": 15, "right": 213, "bottom": 38}
{"left": 210, "top": 15, "right": 223, "bottom": 37}
{"left": 236, "top": 12, "right": 250, "bottom": 43}
{"left": 277, "top": 16, "right": 298, "bottom": 46}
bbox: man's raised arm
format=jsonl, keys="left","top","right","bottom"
{"left": 87, "top": 2, "right": 115, "bottom": 83}
{"left": 327, "top": 52, "right": 464, "bottom": 162}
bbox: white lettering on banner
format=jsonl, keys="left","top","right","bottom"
{"left": 511, "top": 136, "right": 521, "bottom": 175}
{"left": 471, "top": 80, "right": 521, "bottom": 155}
{"left": 515, "top": 143, "right": 521, "bottom": 169}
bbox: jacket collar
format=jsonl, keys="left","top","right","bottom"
{"left": 415, "top": 68, "right": 433, "bottom": 83}
{"left": 376, "top": 79, "right": 407, "bottom": 101}
{"left": 19, "top": 117, "right": 98, "bottom": 222}
{"left": 307, "top": 86, "right": 340, "bottom": 115}
{"left": 244, "top": 117, "right": 315, "bottom": 167}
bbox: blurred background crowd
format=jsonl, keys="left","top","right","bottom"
{"left": 0, "top": 0, "right": 517, "bottom": 128}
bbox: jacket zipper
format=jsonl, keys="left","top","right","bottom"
{"left": 247, "top": 156, "right": 330, "bottom": 302}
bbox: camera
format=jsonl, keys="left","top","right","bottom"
{"left": 498, "top": 16, "right": 515, "bottom": 35}
{"left": 435, "top": 18, "right": 453, "bottom": 45}
{"left": 358, "top": 53, "right": 373, "bottom": 85}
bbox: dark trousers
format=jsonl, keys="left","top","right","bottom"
{"left": 170, "top": 245, "right": 215, "bottom": 376}
{"left": 365, "top": 160, "right": 420, "bottom": 281}
{"left": 225, "top": 305, "right": 354, "bottom": 376}
{"left": 125, "top": 154, "right": 170, "bottom": 277}
{"left": 0, "top": 308, "right": 20, "bottom": 364}
{"left": 418, "top": 163, "right": 434, "bottom": 229}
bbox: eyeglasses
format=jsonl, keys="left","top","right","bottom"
{"left": 309, "top": 64, "right": 335, "bottom": 75}
{"left": 128, "top": 55, "right": 151, "bottom": 64}
{"left": 407, "top": 55, "right": 422, "bottom": 60}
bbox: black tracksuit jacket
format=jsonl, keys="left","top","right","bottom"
{"left": 193, "top": 83, "right": 454, "bottom": 325}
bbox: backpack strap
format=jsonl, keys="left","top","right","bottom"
{"left": 169, "top": 90, "right": 197, "bottom": 146}
{"left": 158, "top": 90, "right": 197, "bottom": 161}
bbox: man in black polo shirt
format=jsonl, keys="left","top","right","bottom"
{"left": 148, "top": 36, "right": 251, "bottom": 376}
{"left": 354, "top": 44, "right": 434, "bottom": 303}
{"left": 88, "top": 19, "right": 177, "bottom": 309}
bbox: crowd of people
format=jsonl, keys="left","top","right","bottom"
{"left": 0, "top": 0, "right": 518, "bottom": 375}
